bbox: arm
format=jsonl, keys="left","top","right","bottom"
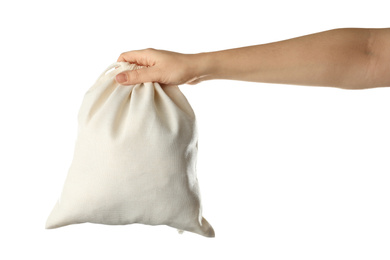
{"left": 116, "top": 28, "right": 390, "bottom": 89}
{"left": 198, "top": 28, "right": 389, "bottom": 89}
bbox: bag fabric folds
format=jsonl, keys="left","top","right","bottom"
{"left": 45, "top": 62, "right": 214, "bottom": 237}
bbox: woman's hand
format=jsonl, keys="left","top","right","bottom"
{"left": 116, "top": 29, "right": 390, "bottom": 89}
{"left": 116, "top": 48, "right": 209, "bottom": 86}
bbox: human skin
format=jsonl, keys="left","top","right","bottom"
{"left": 116, "top": 28, "right": 390, "bottom": 89}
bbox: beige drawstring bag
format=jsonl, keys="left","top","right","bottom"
{"left": 45, "top": 62, "right": 214, "bottom": 237}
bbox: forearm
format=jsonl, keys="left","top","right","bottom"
{"left": 195, "top": 28, "right": 377, "bottom": 89}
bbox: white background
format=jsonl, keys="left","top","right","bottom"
{"left": 0, "top": 0, "right": 389, "bottom": 259}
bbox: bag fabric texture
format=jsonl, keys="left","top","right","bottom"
{"left": 45, "top": 62, "right": 214, "bottom": 237}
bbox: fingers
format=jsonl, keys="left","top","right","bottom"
{"left": 115, "top": 67, "right": 160, "bottom": 85}
{"left": 116, "top": 49, "right": 160, "bottom": 85}
{"left": 117, "top": 48, "right": 157, "bottom": 66}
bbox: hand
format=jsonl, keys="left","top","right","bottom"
{"left": 115, "top": 48, "right": 208, "bottom": 86}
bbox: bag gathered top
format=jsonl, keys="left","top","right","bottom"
{"left": 45, "top": 62, "right": 214, "bottom": 237}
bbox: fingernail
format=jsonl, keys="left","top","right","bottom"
{"left": 116, "top": 73, "right": 127, "bottom": 83}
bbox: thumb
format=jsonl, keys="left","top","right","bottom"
{"left": 115, "top": 67, "right": 159, "bottom": 85}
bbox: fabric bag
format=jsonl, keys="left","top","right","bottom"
{"left": 45, "top": 62, "right": 214, "bottom": 237}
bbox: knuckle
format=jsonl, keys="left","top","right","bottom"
{"left": 144, "top": 48, "right": 156, "bottom": 53}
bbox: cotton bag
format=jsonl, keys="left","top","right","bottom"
{"left": 45, "top": 62, "right": 214, "bottom": 237}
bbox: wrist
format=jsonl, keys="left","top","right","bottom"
{"left": 190, "top": 52, "right": 219, "bottom": 82}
